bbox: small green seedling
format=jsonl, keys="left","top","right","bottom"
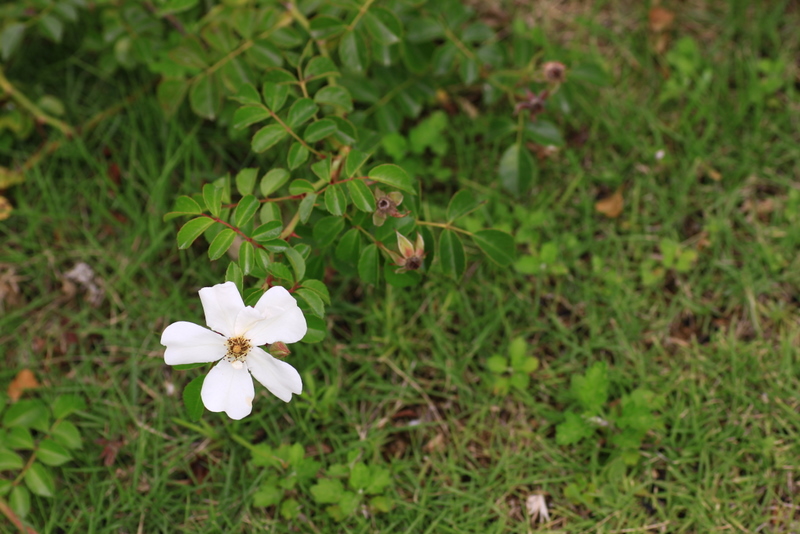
{"left": 486, "top": 337, "right": 539, "bottom": 394}
{"left": 310, "top": 450, "right": 393, "bottom": 521}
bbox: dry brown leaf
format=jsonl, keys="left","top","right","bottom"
{"left": 595, "top": 189, "right": 624, "bottom": 218}
{"left": 8, "top": 369, "right": 40, "bottom": 402}
{"left": 649, "top": 6, "right": 675, "bottom": 33}
{"left": 0, "top": 195, "right": 12, "bottom": 221}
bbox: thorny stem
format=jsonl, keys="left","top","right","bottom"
{"left": 202, "top": 214, "right": 268, "bottom": 250}
{"left": 416, "top": 220, "right": 474, "bottom": 236}
{"left": 0, "top": 498, "right": 38, "bottom": 534}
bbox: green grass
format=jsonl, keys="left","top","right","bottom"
{"left": 2, "top": 2, "right": 800, "bottom": 532}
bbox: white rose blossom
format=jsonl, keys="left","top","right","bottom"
{"left": 160, "top": 282, "right": 307, "bottom": 420}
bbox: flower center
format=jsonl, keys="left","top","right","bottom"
{"left": 225, "top": 336, "right": 251, "bottom": 367}
{"left": 377, "top": 198, "right": 392, "bottom": 211}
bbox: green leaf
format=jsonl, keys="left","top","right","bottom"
{"left": 298, "top": 193, "right": 317, "bottom": 223}
{"left": 268, "top": 263, "right": 294, "bottom": 282}
{"left": 447, "top": 190, "right": 483, "bottom": 222}
{"left": 287, "top": 143, "right": 309, "bottom": 170}
{"left": 365, "top": 466, "right": 392, "bottom": 494}
{"left": 345, "top": 149, "right": 370, "bottom": 177}
{"left": 347, "top": 180, "right": 375, "bottom": 212}
{"left": 36, "top": 439, "right": 72, "bottom": 466}
{"left": 368, "top": 164, "right": 416, "bottom": 194}
{"left": 0, "top": 479, "right": 10, "bottom": 497}
{"left": 157, "top": 77, "right": 189, "bottom": 117}
{"left": 6, "top": 427, "right": 34, "bottom": 449}
{"left": 25, "top": 462, "right": 55, "bottom": 497}
{"left": 472, "top": 229, "right": 516, "bottom": 267}
{"left": 338, "top": 31, "right": 369, "bottom": 73}
{"left": 0, "top": 448, "right": 23, "bottom": 470}
{"left": 524, "top": 120, "right": 564, "bottom": 146}
{"left": 183, "top": 375, "right": 205, "bottom": 422}
{"left": 281, "top": 498, "right": 301, "bottom": 519}
{"left": 189, "top": 74, "right": 220, "bottom": 120}
{"left": 358, "top": 244, "right": 380, "bottom": 285}
{"left": 53, "top": 394, "right": 86, "bottom": 419}
{"left": 230, "top": 83, "right": 261, "bottom": 106}
{"left": 370, "top": 495, "right": 393, "bottom": 513}
{"left": 438, "top": 230, "right": 466, "bottom": 279}
{"left": 335, "top": 228, "right": 362, "bottom": 263}
{"left": 309, "top": 15, "right": 346, "bottom": 39}
{"left": 304, "top": 119, "right": 337, "bottom": 143}
{"left": 287, "top": 98, "right": 318, "bottom": 128}
{"left": 384, "top": 265, "right": 421, "bottom": 288}
{"left": 10, "top": 485, "right": 29, "bottom": 518}
{"left": 460, "top": 56, "right": 478, "bottom": 85}
{"left": 363, "top": 8, "right": 403, "bottom": 45}
{"left": 324, "top": 184, "right": 347, "bottom": 216}
{"left": 208, "top": 229, "right": 237, "bottom": 260}
{"left": 313, "top": 215, "right": 345, "bottom": 247}
{"left": 158, "top": 0, "right": 198, "bottom": 14}
{"left": 486, "top": 355, "right": 508, "bottom": 374}
{"left": 284, "top": 247, "right": 306, "bottom": 282}
{"left": 226, "top": 261, "right": 243, "bottom": 294}
{"left": 304, "top": 56, "right": 340, "bottom": 80}
{"left": 498, "top": 144, "right": 534, "bottom": 194}
{"left": 51, "top": 420, "right": 82, "bottom": 450}
{"left": 234, "top": 194, "right": 259, "bottom": 227}
{"left": 296, "top": 288, "right": 324, "bottom": 317}
{"left": 311, "top": 160, "right": 331, "bottom": 182}
{"left": 177, "top": 217, "right": 214, "bottom": 249}
{"left": 252, "top": 124, "right": 288, "bottom": 153}
{"left": 289, "top": 179, "right": 315, "bottom": 195}
{"left": 253, "top": 484, "right": 282, "bottom": 507}
{"left": 3, "top": 399, "right": 49, "bottom": 430}
{"left": 314, "top": 86, "right": 353, "bottom": 112}
{"left": 330, "top": 116, "right": 358, "bottom": 145}
{"left": 164, "top": 195, "right": 203, "bottom": 221}
{"left": 233, "top": 106, "right": 271, "bottom": 130}
{"left": 248, "top": 40, "right": 283, "bottom": 69}
{"left": 302, "top": 314, "right": 327, "bottom": 343}
{"left": 260, "top": 169, "right": 290, "bottom": 196}
{"left": 1, "top": 23, "right": 25, "bottom": 61}
{"left": 349, "top": 462, "right": 370, "bottom": 490}
{"left": 300, "top": 280, "right": 331, "bottom": 305}
{"left": 556, "top": 412, "right": 595, "bottom": 445}
{"left": 39, "top": 14, "right": 63, "bottom": 42}
{"left": 571, "top": 362, "right": 609, "bottom": 413}
{"left": 311, "top": 478, "right": 345, "bottom": 504}
{"left": 239, "top": 241, "right": 255, "bottom": 275}
{"left": 203, "top": 184, "right": 223, "bottom": 217}
{"left": 510, "top": 372, "right": 530, "bottom": 391}
{"left": 252, "top": 221, "right": 283, "bottom": 242}
{"left": 235, "top": 169, "right": 258, "bottom": 197}
{"left": 262, "top": 82, "right": 289, "bottom": 112}
{"left": 570, "top": 62, "right": 611, "bottom": 86}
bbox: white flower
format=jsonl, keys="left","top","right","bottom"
{"left": 160, "top": 282, "right": 307, "bottom": 420}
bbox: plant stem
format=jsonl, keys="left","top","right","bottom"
{"left": 0, "top": 67, "right": 74, "bottom": 137}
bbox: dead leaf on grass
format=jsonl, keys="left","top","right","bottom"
{"left": 649, "top": 6, "right": 675, "bottom": 33}
{"left": 0, "top": 195, "right": 12, "bottom": 221}
{"left": 8, "top": 369, "right": 40, "bottom": 401}
{"left": 595, "top": 189, "right": 624, "bottom": 218}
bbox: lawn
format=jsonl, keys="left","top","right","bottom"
{"left": 1, "top": 1, "right": 799, "bottom": 532}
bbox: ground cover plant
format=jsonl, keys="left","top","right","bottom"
{"left": 1, "top": 0, "right": 800, "bottom": 532}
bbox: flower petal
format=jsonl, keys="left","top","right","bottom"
{"left": 161, "top": 321, "right": 225, "bottom": 365}
{"left": 199, "top": 282, "right": 244, "bottom": 337}
{"left": 249, "top": 286, "right": 307, "bottom": 344}
{"left": 247, "top": 347, "right": 302, "bottom": 403}
{"left": 233, "top": 306, "right": 267, "bottom": 338}
{"left": 201, "top": 359, "right": 255, "bottom": 420}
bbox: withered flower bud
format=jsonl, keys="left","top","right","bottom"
{"left": 372, "top": 187, "right": 405, "bottom": 227}
{"left": 513, "top": 89, "right": 549, "bottom": 121}
{"left": 542, "top": 61, "right": 566, "bottom": 83}
{"left": 388, "top": 231, "right": 426, "bottom": 273}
